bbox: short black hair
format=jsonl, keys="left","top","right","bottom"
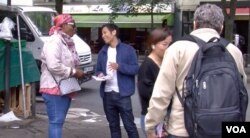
{"left": 101, "top": 23, "right": 120, "bottom": 37}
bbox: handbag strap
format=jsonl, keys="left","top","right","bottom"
{"left": 45, "top": 64, "right": 59, "bottom": 84}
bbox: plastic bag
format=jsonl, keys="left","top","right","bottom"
{"left": 0, "top": 17, "right": 15, "bottom": 40}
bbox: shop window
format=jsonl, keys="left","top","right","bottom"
{"left": 182, "top": 11, "right": 194, "bottom": 35}
{"left": 72, "top": 0, "right": 82, "bottom": 2}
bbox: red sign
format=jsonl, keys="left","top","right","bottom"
{"left": 227, "top": 8, "right": 250, "bottom": 15}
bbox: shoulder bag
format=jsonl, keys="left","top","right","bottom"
{"left": 46, "top": 65, "right": 81, "bottom": 95}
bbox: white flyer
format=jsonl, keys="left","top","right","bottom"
{"left": 92, "top": 75, "right": 112, "bottom": 81}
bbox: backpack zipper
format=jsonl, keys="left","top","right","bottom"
{"left": 194, "top": 122, "right": 198, "bottom": 137}
{"left": 195, "top": 79, "right": 199, "bottom": 87}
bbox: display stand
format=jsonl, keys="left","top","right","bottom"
{"left": 0, "top": 8, "right": 40, "bottom": 118}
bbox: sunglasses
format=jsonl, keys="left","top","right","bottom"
{"left": 67, "top": 22, "right": 76, "bottom": 28}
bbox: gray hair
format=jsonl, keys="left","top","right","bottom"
{"left": 194, "top": 3, "right": 224, "bottom": 33}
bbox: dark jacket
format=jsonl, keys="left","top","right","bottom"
{"left": 95, "top": 42, "right": 139, "bottom": 98}
{"left": 138, "top": 57, "right": 159, "bottom": 115}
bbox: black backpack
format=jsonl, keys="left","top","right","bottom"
{"left": 177, "top": 35, "right": 248, "bottom": 138}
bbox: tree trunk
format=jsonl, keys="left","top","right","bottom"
{"left": 55, "top": 0, "right": 63, "bottom": 14}
{"left": 221, "top": 0, "right": 237, "bottom": 42}
{"left": 224, "top": 19, "right": 234, "bottom": 41}
{"left": 7, "top": 0, "right": 11, "bottom": 6}
{"left": 150, "top": 1, "right": 154, "bottom": 29}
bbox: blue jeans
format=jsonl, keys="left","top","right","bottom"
{"left": 103, "top": 91, "right": 139, "bottom": 138}
{"left": 42, "top": 93, "right": 71, "bottom": 138}
{"left": 140, "top": 115, "right": 147, "bottom": 138}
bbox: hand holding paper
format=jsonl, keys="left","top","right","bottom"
{"left": 92, "top": 75, "right": 112, "bottom": 81}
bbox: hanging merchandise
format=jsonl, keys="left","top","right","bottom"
{"left": 0, "top": 17, "right": 15, "bottom": 40}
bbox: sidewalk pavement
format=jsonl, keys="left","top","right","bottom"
{"left": 1, "top": 55, "right": 250, "bottom": 138}
{"left": 0, "top": 54, "right": 146, "bottom": 138}
{"left": 0, "top": 114, "right": 113, "bottom": 138}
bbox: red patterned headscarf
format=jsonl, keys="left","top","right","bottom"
{"left": 49, "top": 14, "right": 74, "bottom": 35}
{"left": 49, "top": 14, "right": 80, "bottom": 66}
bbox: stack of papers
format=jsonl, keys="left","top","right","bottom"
{"left": 92, "top": 75, "right": 112, "bottom": 81}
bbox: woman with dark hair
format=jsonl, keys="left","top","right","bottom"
{"left": 138, "top": 27, "right": 173, "bottom": 138}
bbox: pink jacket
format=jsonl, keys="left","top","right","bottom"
{"left": 39, "top": 33, "right": 77, "bottom": 95}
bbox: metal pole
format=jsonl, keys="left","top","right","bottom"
{"left": 3, "top": 40, "right": 11, "bottom": 113}
{"left": 16, "top": 15, "right": 27, "bottom": 118}
{"left": 31, "top": 82, "right": 36, "bottom": 118}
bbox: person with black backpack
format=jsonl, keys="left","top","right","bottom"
{"left": 145, "top": 3, "right": 248, "bottom": 138}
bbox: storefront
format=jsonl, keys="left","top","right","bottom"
{"left": 233, "top": 7, "right": 250, "bottom": 54}
{"left": 174, "top": 0, "right": 249, "bottom": 54}
{"left": 63, "top": 4, "right": 175, "bottom": 53}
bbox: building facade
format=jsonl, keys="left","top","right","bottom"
{"left": 34, "top": 0, "right": 175, "bottom": 54}
{"left": 33, "top": 0, "right": 249, "bottom": 54}
{"left": 175, "top": 0, "right": 249, "bottom": 54}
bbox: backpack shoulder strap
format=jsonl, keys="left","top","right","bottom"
{"left": 182, "top": 35, "right": 196, "bottom": 42}
{"left": 176, "top": 35, "right": 207, "bottom": 106}
{"left": 219, "top": 37, "right": 230, "bottom": 47}
{"left": 170, "top": 35, "right": 196, "bottom": 44}
{"left": 190, "top": 35, "right": 206, "bottom": 48}
{"left": 176, "top": 87, "right": 184, "bottom": 106}
{"left": 180, "top": 34, "right": 229, "bottom": 47}
{"left": 175, "top": 35, "right": 204, "bottom": 106}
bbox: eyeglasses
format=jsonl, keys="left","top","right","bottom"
{"left": 67, "top": 22, "right": 76, "bottom": 28}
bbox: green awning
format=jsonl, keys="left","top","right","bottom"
{"left": 73, "top": 14, "right": 174, "bottom": 28}
{"left": 162, "top": 14, "right": 174, "bottom": 27}
{"left": 0, "top": 41, "right": 40, "bottom": 91}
